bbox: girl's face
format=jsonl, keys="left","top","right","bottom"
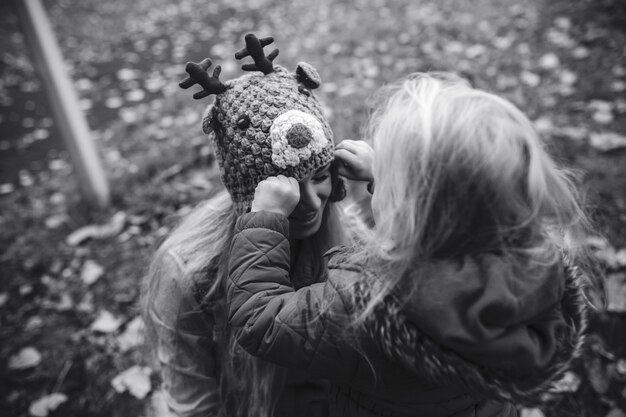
{"left": 288, "top": 163, "right": 332, "bottom": 239}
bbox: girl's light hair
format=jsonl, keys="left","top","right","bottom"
{"left": 142, "top": 184, "right": 348, "bottom": 417}
{"left": 356, "top": 72, "right": 597, "bottom": 317}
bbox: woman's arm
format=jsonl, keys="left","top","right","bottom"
{"left": 227, "top": 211, "right": 372, "bottom": 384}
{"left": 147, "top": 251, "right": 221, "bottom": 417}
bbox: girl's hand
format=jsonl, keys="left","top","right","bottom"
{"left": 251, "top": 175, "right": 300, "bottom": 216}
{"left": 335, "top": 139, "right": 374, "bottom": 182}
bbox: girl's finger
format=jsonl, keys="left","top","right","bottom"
{"left": 336, "top": 140, "right": 360, "bottom": 153}
{"left": 335, "top": 149, "right": 359, "bottom": 166}
{"left": 337, "top": 139, "right": 364, "bottom": 153}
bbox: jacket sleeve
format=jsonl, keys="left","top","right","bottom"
{"left": 227, "top": 211, "right": 374, "bottom": 385}
{"left": 147, "top": 251, "right": 221, "bottom": 417}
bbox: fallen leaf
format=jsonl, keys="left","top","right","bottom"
{"left": 558, "top": 70, "right": 577, "bottom": 86}
{"left": 0, "top": 292, "right": 8, "bottom": 307}
{"left": 80, "top": 99, "right": 93, "bottom": 111}
{"left": 75, "top": 78, "right": 93, "bottom": 91}
{"left": 28, "top": 393, "right": 68, "bottom": 417}
{"left": 521, "top": 71, "right": 541, "bottom": 87}
{"left": 0, "top": 183, "right": 16, "bottom": 195}
{"left": 188, "top": 173, "right": 214, "bottom": 190}
{"left": 127, "top": 214, "right": 150, "bottom": 226}
{"left": 77, "top": 292, "right": 95, "bottom": 313}
{"left": 33, "top": 129, "right": 49, "bottom": 141}
{"left": 520, "top": 408, "right": 545, "bottom": 417}
{"left": 149, "top": 389, "right": 171, "bottom": 417}
{"left": 45, "top": 214, "right": 69, "bottom": 229}
{"left": 533, "top": 117, "right": 554, "bottom": 136}
{"left": 589, "top": 100, "right": 615, "bottom": 125}
{"left": 585, "top": 236, "right": 610, "bottom": 249}
{"left": 125, "top": 89, "right": 145, "bottom": 102}
{"left": 19, "top": 171, "right": 34, "bottom": 187}
{"left": 80, "top": 260, "right": 104, "bottom": 285}
{"left": 117, "top": 68, "right": 140, "bottom": 81}
{"left": 590, "top": 132, "right": 626, "bottom": 152}
{"left": 145, "top": 74, "right": 167, "bottom": 93}
{"left": 25, "top": 316, "right": 44, "bottom": 331}
{"left": 54, "top": 293, "right": 74, "bottom": 312}
{"left": 606, "top": 273, "right": 626, "bottom": 313}
{"left": 550, "top": 371, "right": 581, "bottom": 393}
{"left": 594, "top": 245, "right": 621, "bottom": 269}
{"left": 155, "top": 164, "right": 183, "bottom": 182}
{"left": 616, "top": 359, "right": 626, "bottom": 376}
{"left": 322, "top": 82, "right": 338, "bottom": 94}
{"left": 465, "top": 44, "right": 486, "bottom": 59}
{"left": 611, "top": 80, "right": 626, "bottom": 93}
{"left": 557, "top": 126, "right": 588, "bottom": 141}
{"left": 538, "top": 53, "right": 560, "bottom": 70}
{"left": 572, "top": 46, "right": 590, "bottom": 59}
{"left": 616, "top": 249, "right": 626, "bottom": 267}
{"left": 546, "top": 28, "right": 575, "bottom": 49}
{"left": 20, "top": 284, "right": 34, "bottom": 296}
{"left": 8, "top": 347, "right": 42, "bottom": 370}
{"left": 590, "top": 337, "right": 617, "bottom": 360}
{"left": 48, "top": 159, "right": 69, "bottom": 171}
{"left": 104, "top": 96, "right": 123, "bottom": 109}
{"left": 119, "top": 108, "right": 139, "bottom": 124}
{"left": 592, "top": 110, "right": 614, "bottom": 125}
{"left": 183, "top": 111, "right": 199, "bottom": 125}
{"left": 111, "top": 366, "right": 152, "bottom": 399}
{"left": 554, "top": 16, "right": 572, "bottom": 30}
{"left": 90, "top": 310, "right": 123, "bottom": 333}
{"left": 586, "top": 356, "right": 611, "bottom": 394}
{"left": 613, "top": 66, "right": 626, "bottom": 77}
{"left": 493, "top": 36, "right": 514, "bottom": 50}
{"left": 117, "top": 316, "right": 144, "bottom": 352}
{"left": 66, "top": 212, "right": 127, "bottom": 246}
{"left": 606, "top": 408, "right": 626, "bottom": 417}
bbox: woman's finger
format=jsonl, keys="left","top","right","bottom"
{"left": 287, "top": 177, "right": 299, "bottom": 189}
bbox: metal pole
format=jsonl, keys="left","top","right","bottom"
{"left": 13, "top": 0, "right": 110, "bottom": 208}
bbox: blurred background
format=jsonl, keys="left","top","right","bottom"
{"left": 1, "top": 0, "right": 625, "bottom": 416}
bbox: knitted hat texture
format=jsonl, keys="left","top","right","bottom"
{"left": 181, "top": 34, "right": 334, "bottom": 214}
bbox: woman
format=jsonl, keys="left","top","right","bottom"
{"left": 142, "top": 34, "right": 352, "bottom": 417}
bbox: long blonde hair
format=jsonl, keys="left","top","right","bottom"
{"left": 142, "top": 187, "right": 347, "bottom": 417}
{"left": 356, "top": 72, "right": 597, "bottom": 316}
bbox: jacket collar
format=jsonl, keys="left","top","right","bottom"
{"left": 351, "top": 256, "right": 589, "bottom": 406}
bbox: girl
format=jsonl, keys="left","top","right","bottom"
{"left": 142, "top": 34, "right": 352, "bottom": 417}
{"left": 225, "top": 72, "right": 597, "bottom": 416}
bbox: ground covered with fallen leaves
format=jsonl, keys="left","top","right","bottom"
{"left": 1, "top": 0, "right": 625, "bottom": 416}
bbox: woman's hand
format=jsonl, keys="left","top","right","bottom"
{"left": 251, "top": 175, "right": 300, "bottom": 216}
{"left": 335, "top": 139, "right": 374, "bottom": 182}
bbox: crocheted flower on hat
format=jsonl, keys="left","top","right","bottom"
{"left": 270, "top": 109, "right": 328, "bottom": 169}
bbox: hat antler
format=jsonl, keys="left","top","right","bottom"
{"left": 234, "top": 34, "right": 279, "bottom": 75}
{"left": 179, "top": 58, "right": 228, "bottom": 99}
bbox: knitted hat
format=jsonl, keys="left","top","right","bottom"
{"left": 180, "top": 34, "right": 335, "bottom": 214}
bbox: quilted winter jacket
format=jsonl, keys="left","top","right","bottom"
{"left": 227, "top": 212, "right": 589, "bottom": 417}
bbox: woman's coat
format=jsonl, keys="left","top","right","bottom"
{"left": 148, "top": 249, "right": 331, "bottom": 417}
